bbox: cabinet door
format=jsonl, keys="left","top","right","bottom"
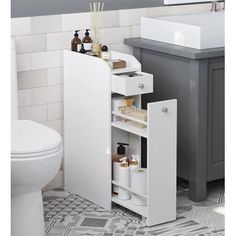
{"left": 64, "top": 51, "right": 112, "bottom": 210}
{"left": 207, "top": 61, "right": 225, "bottom": 179}
{"left": 147, "top": 99, "right": 177, "bottom": 226}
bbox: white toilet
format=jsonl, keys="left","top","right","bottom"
{"left": 11, "top": 39, "right": 63, "bottom": 236}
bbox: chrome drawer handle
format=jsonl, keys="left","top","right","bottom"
{"left": 138, "top": 83, "right": 144, "bottom": 89}
{"left": 161, "top": 107, "right": 168, "bottom": 113}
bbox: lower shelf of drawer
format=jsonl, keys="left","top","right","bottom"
{"left": 112, "top": 194, "right": 147, "bottom": 217}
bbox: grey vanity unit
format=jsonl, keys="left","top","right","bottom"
{"left": 124, "top": 37, "right": 225, "bottom": 202}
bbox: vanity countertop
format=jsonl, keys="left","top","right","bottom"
{"left": 124, "top": 37, "right": 224, "bottom": 60}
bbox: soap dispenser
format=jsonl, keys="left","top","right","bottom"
{"left": 82, "top": 29, "right": 93, "bottom": 52}
{"left": 112, "top": 143, "right": 129, "bottom": 193}
{"left": 71, "top": 30, "right": 81, "bottom": 52}
{"left": 112, "top": 143, "right": 129, "bottom": 162}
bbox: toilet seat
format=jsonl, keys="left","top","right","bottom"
{"left": 11, "top": 120, "right": 62, "bottom": 158}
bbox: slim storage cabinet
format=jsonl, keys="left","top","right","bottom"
{"left": 64, "top": 50, "right": 177, "bottom": 226}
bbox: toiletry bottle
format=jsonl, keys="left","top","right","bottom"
{"left": 71, "top": 30, "right": 81, "bottom": 52}
{"left": 112, "top": 143, "right": 129, "bottom": 193}
{"left": 130, "top": 155, "right": 139, "bottom": 171}
{"left": 79, "top": 44, "right": 86, "bottom": 54}
{"left": 112, "top": 143, "right": 129, "bottom": 162}
{"left": 129, "top": 155, "right": 139, "bottom": 186}
{"left": 82, "top": 29, "right": 93, "bottom": 52}
{"left": 101, "top": 45, "right": 111, "bottom": 60}
{"left": 118, "top": 157, "right": 130, "bottom": 200}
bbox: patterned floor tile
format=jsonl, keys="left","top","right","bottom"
{"left": 44, "top": 179, "right": 224, "bottom": 236}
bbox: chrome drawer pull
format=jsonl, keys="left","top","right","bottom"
{"left": 161, "top": 107, "right": 168, "bottom": 113}
{"left": 138, "top": 83, "right": 144, "bottom": 89}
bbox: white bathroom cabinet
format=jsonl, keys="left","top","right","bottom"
{"left": 64, "top": 50, "right": 177, "bottom": 226}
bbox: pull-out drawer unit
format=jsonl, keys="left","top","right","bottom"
{"left": 112, "top": 72, "right": 153, "bottom": 96}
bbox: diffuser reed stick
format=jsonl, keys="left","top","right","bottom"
{"left": 89, "top": 2, "right": 104, "bottom": 45}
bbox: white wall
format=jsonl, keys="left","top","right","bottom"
{"left": 11, "top": 3, "right": 214, "bottom": 189}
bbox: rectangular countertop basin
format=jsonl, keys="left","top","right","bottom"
{"left": 141, "top": 12, "right": 224, "bottom": 49}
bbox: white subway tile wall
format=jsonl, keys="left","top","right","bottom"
{"left": 47, "top": 32, "right": 72, "bottom": 51}
{"left": 18, "top": 70, "right": 47, "bottom": 89}
{"left": 62, "top": 12, "right": 91, "bottom": 31}
{"left": 48, "top": 102, "right": 63, "bottom": 121}
{"left": 31, "top": 85, "right": 63, "bottom": 106}
{"left": 47, "top": 68, "right": 63, "bottom": 86}
{"left": 119, "top": 8, "right": 146, "bottom": 26}
{"left": 31, "top": 50, "right": 63, "bottom": 70}
{"left": 16, "top": 53, "right": 32, "bottom": 72}
{"left": 18, "top": 89, "right": 32, "bottom": 107}
{"left": 11, "top": 17, "right": 31, "bottom": 36}
{"left": 19, "top": 105, "right": 48, "bottom": 122}
{"left": 11, "top": 4, "right": 211, "bottom": 189}
{"left": 15, "top": 34, "right": 47, "bottom": 53}
{"left": 31, "top": 15, "right": 62, "bottom": 34}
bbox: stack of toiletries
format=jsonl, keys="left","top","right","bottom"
{"left": 70, "top": 29, "right": 95, "bottom": 54}
{"left": 112, "top": 96, "right": 147, "bottom": 129}
{"left": 71, "top": 29, "right": 94, "bottom": 54}
{"left": 129, "top": 109, "right": 147, "bottom": 128}
{"left": 112, "top": 96, "right": 136, "bottom": 122}
{"left": 112, "top": 143, "right": 129, "bottom": 193}
{"left": 71, "top": 29, "right": 127, "bottom": 69}
{"left": 71, "top": 15, "right": 126, "bottom": 69}
{"left": 70, "top": 3, "right": 126, "bottom": 68}
{"left": 112, "top": 143, "right": 147, "bottom": 206}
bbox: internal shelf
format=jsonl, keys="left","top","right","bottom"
{"left": 111, "top": 121, "right": 147, "bottom": 138}
{"left": 112, "top": 194, "right": 147, "bottom": 217}
{"left": 112, "top": 180, "right": 147, "bottom": 199}
{"left": 112, "top": 111, "right": 147, "bottom": 125}
{"left": 111, "top": 67, "right": 139, "bottom": 75}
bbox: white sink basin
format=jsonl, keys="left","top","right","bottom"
{"left": 141, "top": 12, "right": 224, "bottom": 49}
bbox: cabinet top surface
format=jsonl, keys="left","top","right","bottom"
{"left": 124, "top": 37, "right": 224, "bottom": 60}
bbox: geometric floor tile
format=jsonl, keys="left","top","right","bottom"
{"left": 43, "top": 179, "right": 224, "bottom": 236}
{"left": 80, "top": 218, "right": 108, "bottom": 227}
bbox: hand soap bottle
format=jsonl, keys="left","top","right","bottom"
{"left": 71, "top": 30, "right": 81, "bottom": 52}
{"left": 82, "top": 29, "right": 93, "bottom": 52}
{"left": 112, "top": 143, "right": 129, "bottom": 193}
{"left": 112, "top": 143, "right": 129, "bottom": 162}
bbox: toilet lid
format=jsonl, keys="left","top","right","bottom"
{"left": 11, "top": 120, "right": 62, "bottom": 155}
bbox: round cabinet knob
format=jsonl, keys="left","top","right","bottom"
{"left": 138, "top": 83, "right": 144, "bottom": 89}
{"left": 161, "top": 107, "right": 168, "bottom": 113}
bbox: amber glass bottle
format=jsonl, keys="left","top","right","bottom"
{"left": 71, "top": 30, "right": 81, "bottom": 52}
{"left": 82, "top": 29, "right": 93, "bottom": 52}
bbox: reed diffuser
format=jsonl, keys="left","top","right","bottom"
{"left": 90, "top": 2, "right": 104, "bottom": 53}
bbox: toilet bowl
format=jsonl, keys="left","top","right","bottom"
{"left": 11, "top": 38, "right": 63, "bottom": 236}
{"left": 11, "top": 120, "right": 63, "bottom": 236}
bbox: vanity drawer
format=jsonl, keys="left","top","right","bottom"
{"left": 112, "top": 72, "right": 153, "bottom": 96}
